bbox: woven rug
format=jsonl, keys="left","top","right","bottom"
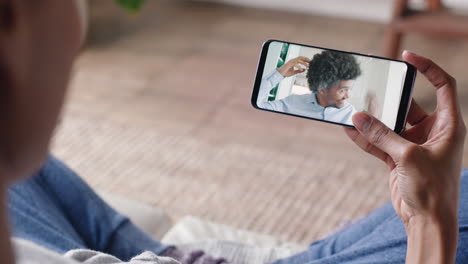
{"left": 51, "top": 0, "right": 468, "bottom": 244}
{"left": 52, "top": 110, "right": 388, "bottom": 244}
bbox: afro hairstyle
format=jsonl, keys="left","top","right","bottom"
{"left": 306, "top": 50, "right": 361, "bottom": 93}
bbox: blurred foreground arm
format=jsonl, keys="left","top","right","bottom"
{"left": 345, "top": 51, "right": 466, "bottom": 264}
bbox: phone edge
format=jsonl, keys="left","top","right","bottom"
{"left": 394, "top": 62, "right": 417, "bottom": 133}
{"left": 250, "top": 39, "right": 273, "bottom": 110}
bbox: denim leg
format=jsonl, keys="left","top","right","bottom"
{"left": 8, "top": 155, "right": 170, "bottom": 261}
{"left": 8, "top": 170, "right": 87, "bottom": 253}
{"left": 456, "top": 169, "right": 468, "bottom": 263}
{"left": 273, "top": 169, "right": 468, "bottom": 264}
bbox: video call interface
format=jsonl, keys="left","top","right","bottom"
{"left": 256, "top": 41, "right": 408, "bottom": 129}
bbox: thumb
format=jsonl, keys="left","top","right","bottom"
{"left": 352, "top": 112, "right": 409, "bottom": 159}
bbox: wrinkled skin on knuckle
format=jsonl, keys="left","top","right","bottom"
{"left": 369, "top": 125, "right": 390, "bottom": 147}
{"left": 447, "top": 75, "right": 457, "bottom": 88}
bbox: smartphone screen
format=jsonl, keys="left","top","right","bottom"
{"left": 251, "top": 40, "right": 416, "bottom": 133}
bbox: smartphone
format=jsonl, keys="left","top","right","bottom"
{"left": 251, "top": 40, "right": 417, "bottom": 133}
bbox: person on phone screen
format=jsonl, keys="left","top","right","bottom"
{"left": 258, "top": 51, "right": 361, "bottom": 125}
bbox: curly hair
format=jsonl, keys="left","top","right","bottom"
{"left": 306, "top": 50, "right": 361, "bottom": 93}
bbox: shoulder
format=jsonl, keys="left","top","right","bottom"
{"left": 342, "top": 102, "right": 357, "bottom": 113}
{"left": 282, "top": 93, "right": 314, "bottom": 104}
{"left": 264, "top": 93, "right": 315, "bottom": 112}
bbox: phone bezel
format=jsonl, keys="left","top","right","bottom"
{"left": 251, "top": 39, "right": 417, "bottom": 133}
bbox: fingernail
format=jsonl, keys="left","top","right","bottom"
{"left": 402, "top": 50, "right": 414, "bottom": 57}
{"left": 353, "top": 112, "right": 372, "bottom": 132}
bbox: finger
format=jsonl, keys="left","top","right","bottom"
{"left": 296, "top": 56, "right": 311, "bottom": 63}
{"left": 352, "top": 112, "right": 411, "bottom": 159}
{"left": 291, "top": 70, "right": 305, "bottom": 75}
{"left": 293, "top": 66, "right": 307, "bottom": 73}
{"left": 402, "top": 50, "right": 458, "bottom": 116}
{"left": 402, "top": 50, "right": 453, "bottom": 89}
{"left": 406, "top": 98, "right": 429, "bottom": 126}
{"left": 294, "top": 61, "right": 308, "bottom": 69}
{"left": 293, "top": 61, "right": 309, "bottom": 70}
{"left": 344, "top": 127, "right": 393, "bottom": 167}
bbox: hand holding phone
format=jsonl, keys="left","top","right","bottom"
{"left": 345, "top": 50, "right": 465, "bottom": 264}
{"left": 251, "top": 40, "right": 417, "bottom": 133}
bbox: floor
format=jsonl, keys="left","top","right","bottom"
{"left": 51, "top": 0, "right": 468, "bottom": 244}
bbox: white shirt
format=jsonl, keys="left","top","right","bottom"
{"left": 257, "top": 70, "right": 357, "bottom": 125}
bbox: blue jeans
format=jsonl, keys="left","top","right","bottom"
{"left": 7, "top": 155, "right": 170, "bottom": 261}
{"left": 273, "top": 169, "right": 468, "bottom": 264}
{"left": 8, "top": 156, "right": 468, "bottom": 263}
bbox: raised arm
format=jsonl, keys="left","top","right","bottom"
{"left": 257, "top": 70, "right": 284, "bottom": 109}
{"left": 257, "top": 56, "right": 310, "bottom": 110}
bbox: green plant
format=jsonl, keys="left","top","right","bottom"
{"left": 115, "top": 0, "right": 146, "bottom": 12}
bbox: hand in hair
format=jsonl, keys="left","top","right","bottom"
{"left": 277, "top": 56, "right": 310, "bottom": 77}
